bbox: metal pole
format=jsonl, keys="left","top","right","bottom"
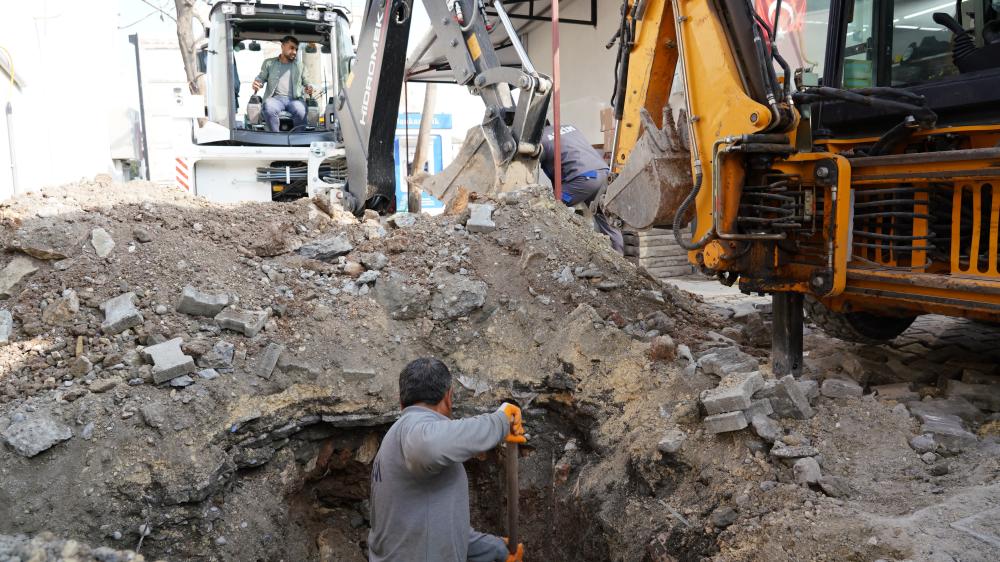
{"left": 552, "top": 0, "right": 562, "bottom": 203}
{"left": 505, "top": 440, "right": 519, "bottom": 554}
{"left": 772, "top": 292, "right": 803, "bottom": 376}
{"left": 129, "top": 34, "right": 151, "bottom": 180}
{"left": 5, "top": 101, "right": 16, "bottom": 196}
{"left": 410, "top": 83, "right": 437, "bottom": 213}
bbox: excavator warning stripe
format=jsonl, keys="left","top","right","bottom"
{"left": 175, "top": 158, "right": 190, "bottom": 191}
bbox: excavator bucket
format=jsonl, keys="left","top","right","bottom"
{"left": 603, "top": 108, "right": 693, "bottom": 230}
{"left": 411, "top": 124, "right": 540, "bottom": 208}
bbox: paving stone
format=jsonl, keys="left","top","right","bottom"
{"left": 697, "top": 346, "right": 759, "bottom": 378}
{"left": 944, "top": 379, "right": 1000, "bottom": 412}
{"left": 90, "top": 227, "right": 115, "bottom": 258}
{"left": 254, "top": 343, "right": 284, "bottom": 379}
{"left": 1, "top": 415, "right": 72, "bottom": 457}
{"left": 215, "top": 307, "right": 269, "bottom": 337}
{"left": 466, "top": 203, "right": 497, "bottom": 233}
{"left": 657, "top": 429, "right": 687, "bottom": 454}
{"left": 818, "top": 475, "right": 851, "bottom": 498}
{"left": 0, "top": 310, "right": 12, "bottom": 345}
{"left": 99, "top": 293, "right": 144, "bottom": 335}
{"left": 176, "top": 285, "right": 231, "bottom": 317}
{"left": 297, "top": 235, "right": 353, "bottom": 261}
{"left": 821, "top": 377, "right": 863, "bottom": 399}
{"left": 704, "top": 411, "right": 749, "bottom": 434}
{"left": 755, "top": 375, "right": 814, "bottom": 420}
{"left": 745, "top": 398, "right": 773, "bottom": 419}
{"left": 0, "top": 256, "right": 38, "bottom": 299}
{"left": 750, "top": 414, "right": 782, "bottom": 443}
{"left": 700, "top": 371, "right": 765, "bottom": 415}
{"left": 793, "top": 457, "right": 822, "bottom": 485}
{"left": 142, "top": 338, "right": 196, "bottom": 384}
{"left": 873, "top": 382, "right": 920, "bottom": 403}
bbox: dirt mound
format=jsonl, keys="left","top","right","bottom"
{"left": 0, "top": 181, "right": 997, "bottom": 561}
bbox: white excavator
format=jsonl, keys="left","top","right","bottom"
{"left": 175, "top": 0, "right": 551, "bottom": 213}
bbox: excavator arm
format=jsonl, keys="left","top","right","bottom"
{"left": 334, "top": 0, "right": 551, "bottom": 213}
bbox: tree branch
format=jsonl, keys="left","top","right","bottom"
{"left": 138, "top": 0, "right": 176, "bottom": 22}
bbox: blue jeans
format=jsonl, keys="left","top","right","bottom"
{"left": 561, "top": 170, "right": 624, "bottom": 254}
{"left": 263, "top": 96, "right": 306, "bottom": 131}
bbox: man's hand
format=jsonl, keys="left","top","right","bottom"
{"left": 497, "top": 403, "right": 526, "bottom": 444}
{"left": 502, "top": 540, "right": 524, "bottom": 562}
{"left": 305, "top": 84, "right": 314, "bottom": 97}
{"left": 252, "top": 79, "right": 263, "bottom": 92}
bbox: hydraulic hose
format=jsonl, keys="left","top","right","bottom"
{"left": 673, "top": 167, "right": 712, "bottom": 250}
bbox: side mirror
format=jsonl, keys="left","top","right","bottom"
{"left": 249, "top": 41, "right": 261, "bottom": 52}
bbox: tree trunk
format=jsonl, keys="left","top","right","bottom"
{"left": 174, "top": 0, "right": 202, "bottom": 95}
{"left": 408, "top": 83, "right": 438, "bottom": 213}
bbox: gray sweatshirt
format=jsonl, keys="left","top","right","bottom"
{"left": 368, "top": 406, "right": 510, "bottom": 562}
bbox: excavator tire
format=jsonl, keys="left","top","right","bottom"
{"left": 803, "top": 296, "right": 916, "bottom": 343}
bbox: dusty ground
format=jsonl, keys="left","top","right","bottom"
{"left": 0, "top": 178, "right": 997, "bottom": 562}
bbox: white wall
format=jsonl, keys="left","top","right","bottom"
{"left": 0, "top": 1, "right": 118, "bottom": 200}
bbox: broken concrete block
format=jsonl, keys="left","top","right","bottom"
{"left": 770, "top": 442, "right": 819, "bottom": 459}
{"left": 919, "top": 414, "right": 978, "bottom": 452}
{"left": 818, "top": 475, "right": 851, "bottom": 498}
{"left": 176, "top": 285, "right": 231, "bottom": 317}
{"left": 798, "top": 380, "right": 820, "bottom": 403}
{"left": 657, "top": 429, "right": 687, "bottom": 454}
{"left": 430, "top": 273, "right": 487, "bottom": 320}
{"left": 907, "top": 397, "right": 986, "bottom": 424}
{"left": 750, "top": 414, "right": 782, "bottom": 443}
{"left": 254, "top": 343, "right": 284, "bottom": 379}
{"left": 375, "top": 272, "right": 430, "bottom": 320}
{"left": 704, "top": 411, "right": 749, "bottom": 434}
{"left": 215, "top": 307, "right": 269, "bottom": 337}
{"left": 198, "top": 340, "right": 235, "bottom": 371}
{"left": 700, "top": 371, "right": 765, "bottom": 415}
{"left": 387, "top": 213, "right": 418, "bottom": 229}
{"left": 697, "top": 346, "right": 759, "bottom": 378}
{"left": 466, "top": 203, "right": 497, "bottom": 233}
{"left": 91, "top": 227, "right": 115, "bottom": 258}
{"left": 0, "top": 310, "right": 12, "bottom": 345}
{"left": 343, "top": 366, "right": 377, "bottom": 382}
{"left": 1, "top": 415, "right": 73, "bottom": 457}
{"left": 793, "top": 457, "right": 822, "bottom": 485}
{"left": 41, "top": 289, "right": 79, "bottom": 326}
{"left": 944, "top": 379, "right": 1000, "bottom": 412}
{"left": 0, "top": 256, "right": 38, "bottom": 299}
{"left": 756, "top": 375, "right": 814, "bottom": 420}
{"left": 99, "top": 293, "right": 144, "bottom": 335}
{"left": 169, "top": 375, "right": 195, "bottom": 388}
{"left": 357, "top": 270, "right": 380, "bottom": 285}
{"left": 297, "top": 235, "right": 353, "bottom": 261}
{"left": 142, "top": 338, "right": 196, "bottom": 384}
{"left": 11, "top": 224, "right": 89, "bottom": 260}
{"left": 908, "top": 434, "right": 936, "bottom": 453}
{"left": 873, "top": 382, "right": 919, "bottom": 403}
{"left": 821, "top": 378, "right": 863, "bottom": 399}
{"left": 745, "top": 398, "right": 773, "bottom": 420}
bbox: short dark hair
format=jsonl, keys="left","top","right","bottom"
{"left": 399, "top": 358, "right": 452, "bottom": 408}
{"left": 281, "top": 35, "right": 299, "bottom": 46}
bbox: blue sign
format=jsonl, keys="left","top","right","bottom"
{"left": 393, "top": 136, "right": 446, "bottom": 214}
{"left": 396, "top": 113, "right": 453, "bottom": 130}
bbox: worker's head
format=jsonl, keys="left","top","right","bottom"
{"left": 279, "top": 36, "right": 300, "bottom": 62}
{"left": 399, "top": 357, "right": 453, "bottom": 417}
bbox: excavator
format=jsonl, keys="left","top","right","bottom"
{"left": 182, "top": 1, "right": 549, "bottom": 212}
{"left": 602, "top": 0, "right": 1000, "bottom": 374}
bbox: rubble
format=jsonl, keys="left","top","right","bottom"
{"left": 820, "top": 377, "right": 863, "bottom": 399}
{"left": 700, "top": 371, "right": 764, "bottom": 415}
{"left": 0, "top": 256, "right": 38, "bottom": 299}
{"left": 215, "top": 307, "right": 269, "bottom": 337}
{"left": 198, "top": 340, "right": 235, "bottom": 371}
{"left": 756, "top": 375, "right": 815, "bottom": 419}
{"left": 99, "top": 293, "right": 143, "bottom": 335}
{"left": 873, "top": 382, "right": 920, "bottom": 402}
{"left": 750, "top": 414, "right": 782, "bottom": 443}
{"left": 90, "top": 227, "right": 115, "bottom": 258}
{"left": 429, "top": 273, "right": 487, "bottom": 320}
{"left": 1, "top": 415, "right": 72, "bottom": 457}
{"left": 255, "top": 343, "right": 284, "bottom": 379}
{"left": 141, "top": 338, "right": 196, "bottom": 384}
{"left": 41, "top": 289, "right": 79, "bottom": 326}
{"left": 374, "top": 272, "right": 430, "bottom": 320}
{"left": 466, "top": 203, "right": 497, "bottom": 233}
{"left": 0, "top": 310, "right": 12, "bottom": 345}
{"left": 297, "top": 234, "right": 353, "bottom": 261}
{"left": 704, "top": 411, "right": 749, "bottom": 434}
{"left": 657, "top": 429, "right": 686, "bottom": 454}
{"left": 176, "top": 285, "right": 231, "bottom": 317}
{"left": 944, "top": 379, "right": 1000, "bottom": 412}
{"left": 697, "top": 346, "right": 759, "bottom": 377}
{"left": 793, "top": 457, "right": 822, "bottom": 485}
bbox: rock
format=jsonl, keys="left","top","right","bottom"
{"left": 41, "top": 289, "right": 80, "bottom": 325}
{"left": 944, "top": 379, "right": 1000, "bottom": 412}
{"left": 657, "top": 429, "right": 686, "bottom": 454}
{"left": 90, "top": 227, "right": 115, "bottom": 257}
{"left": 155, "top": 304, "right": 168, "bottom": 315}
{"left": 920, "top": 415, "right": 978, "bottom": 452}
{"left": 798, "top": 380, "right": 820, "bottom": 403}
{"left": 430, "top": 273, "right": 487, "bottom": 320}
{"left": 133, "top": 227, "right": 153, "bottom": 243}
{"left": 745, "top": 398, "right": 773, "bottom": 419}
{"left": 142, "top": 338, "right": 196, "bottom": 384}
{"left": 360, "top": 252, "right": 389, "bottom": 271}
{"left": 697, "top": 346, "right": 759, "bottom": 377}
{"left": 140, "top": 403, "right": 167, "bottom": 429}
{"left": 387, "top": 213, "right": 418, "bottom": 229}
{"left": 921, "top": 451, "right": 938, "bottom": 464}
{"left": 704, "top": 411, "right": 749, "bottom": 434}
{"left": 373, "top": 272, "right": 432, "bottom": 320}
{"left": 466, "top": 203, "right": 497, "bottom": 233}
{"left": 750, "top": 414, "right": 782, "bottom": 443}
{"left": 710, "top": 507, "right": 738, "bottom": 528}
{"left": 0, "top": 310, "right": 12, "bottom": 345}
{"left": 297, "top": 235, "right": 353, "bottom": 261}
{"left": 343, "top": 262, "right": 365, "bottom": 277}
{"left": 215, "top": 307, "right": 269, "bottom": 337}
{"left": 648, "top": 335, "right": 676, "bottom": 361}
{"left": 770, "top": 442, "right": 820, "bottom": 459}
{"left": 928, "top": 461, "right": 950, "bottom": 476}
{"left": 255, "top": 343, "right": 284, "bottom": 379}
{"left": 907, "top": 397, "right": 986, "bottom": 424}
{"left": 199, "top": 341, "right": 235, "bottom": 370}
{"left": 357, "top": 270, "right": 380, "bottom": 285}
{"left": 793, "top": 457, "right": 822, "bottom": 485}
{"left": 1, "top": 415, "right": 73, "bottom": 457}
{"left": 343, "top": 366, "right": 377, "bottom": 382}
{"left": 756, "top": 375, "right": 814, "bottom": 420}
{"left": 170, "top": 375, "right": 195, "bottom": 388}
{"left": 873, "top": 382, "right": 920, "bottom": 403}
{"left": 0, "top": 256, "right": 38, "bottom": 299}
{"left": 11, "top": 224, "right": 89, "bottom": 259}
{"left": 176, "top": 286, "right": 231, "bottom": 317}
{"left": 821, "top": 377, "right": 863, "bottom": 399}
{"left": 69, "top": 356, "right": 93, "bottom": 377}
{"left": 700, "top": 371, "right": 765, "bottom": 415}
{"left": 198, "top": 368, "right": 219, "bottom": 380}
{"left": 818, "top": 475, "right": 850, "bottom": 498}
{"left": 99, "top": 293, "right": 144, "bottom": 335}
{"left": 89, "top": 376, "right": 122, "bottom": 393}
{"left": 909, "top": 433, "right": 936, "bottom": 453}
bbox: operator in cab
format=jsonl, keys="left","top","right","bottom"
{"left": 252, "top": 35, "right": 314, "bottom": 132}
{"left": 368, "top": 357, "right": 525, "bottom": 562}
{"left": 540, "top": 123, "right": 624, "bottom": 254}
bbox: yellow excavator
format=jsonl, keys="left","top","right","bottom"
{"left": 602, "top": 0, "right": 1000, "bottom": 374}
